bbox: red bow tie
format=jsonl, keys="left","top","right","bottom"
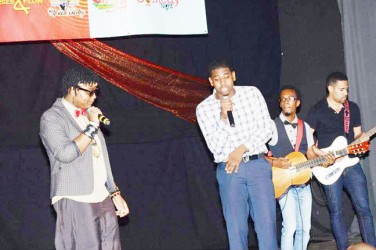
{"left": 74, "top": 109, "right": 87, "bottom": 117}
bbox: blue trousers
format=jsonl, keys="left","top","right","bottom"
{"left": 216, "top": 158, "right": 278, "bottom": 250}
{"left": 322, "top": 163, "right": 376, "bottom": 250}
{"left": 279, "top": 184, "right": 312, "bottom": 250}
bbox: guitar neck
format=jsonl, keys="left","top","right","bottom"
{"left": 294, "top": 148, "right": 348, "bottom": 171}
{"left": 365, "top": 126, "right": 376, "bottom": 137}
{"left": 352, "top": 126, "right": 376, "bottom": 144}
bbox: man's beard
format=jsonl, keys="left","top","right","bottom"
{"left": 283, "top": 111, "right": 292, "bottom": 117}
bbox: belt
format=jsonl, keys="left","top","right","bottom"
{"left": 242, "top": 153, "right": 264, "bottom": 163}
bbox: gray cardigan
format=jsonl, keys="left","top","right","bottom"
{"left": 40, "top": 98, "right": 117, "bottom": 198}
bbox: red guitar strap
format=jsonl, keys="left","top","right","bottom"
{"left": 344, "top": 100, "right": 350, "bottom": 136}
{"left": 294, "top": 118, "right": 304, "bottom": 152}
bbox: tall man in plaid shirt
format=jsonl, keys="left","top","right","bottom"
{"left": 196, "top": 60, "right": 277, "bottom": 250}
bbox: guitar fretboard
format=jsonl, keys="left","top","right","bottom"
{"left": 293, "top": 148, "right": 347, "bottom": 172}
{"left": 365, "top": 126, "right": 376, "bottom": 137}
{"left": 352, "top": 126, "right": 376, "bottom": 144}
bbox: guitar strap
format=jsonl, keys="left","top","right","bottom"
{"left": 344, "top": 100, "right": 350, "bottom": 138}
{"left": 294, "top": 118, "right": 304, "bottom": 152}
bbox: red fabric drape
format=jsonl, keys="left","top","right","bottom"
{"left": 51, "top": 39, "right": 211, "bottom": 123}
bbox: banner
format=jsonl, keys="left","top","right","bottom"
{"left": 0, "top": 0, "right": 207, "bottom": 42}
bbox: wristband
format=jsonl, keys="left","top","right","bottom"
{"left": 82, "top": 124, "right": 98, "bottom": 140}
{"left": 111, "top": 190, "right": 121, "bottom": 199}
{"left": 89, "top": 121, "right": 100, "bottom": 128}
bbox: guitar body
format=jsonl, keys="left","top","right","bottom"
{"left": 272, "top": 152, "right": 311, "bottom": 199}
{"left": 272, "top": 135, "right": 369, "bottom": 198}
{"left": 312, "top": 136, "right": 359, "bottom": 185}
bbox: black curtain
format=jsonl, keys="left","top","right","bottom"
{"left": 0, "top": 0, "right": 281, "bottom": 249}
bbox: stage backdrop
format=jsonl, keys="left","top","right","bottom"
{"left": 0, "top": 0, "right": 207, "bottom": 42}
{"left": 0, "top": 0, "right": 281, "bottom": 249}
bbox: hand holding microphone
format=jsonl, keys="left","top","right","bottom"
{"left": 87, "top": 107, "right": 111, "bottom": 125}
{"left": 221, "top": 97, "right": 235, "bottom": 127}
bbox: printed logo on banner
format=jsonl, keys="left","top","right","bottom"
{"left": 0, "top": 0, "right": 44, "bottom": 15}
{"left": 47, "top": 0, "right": 86, "bottom": 17}
{"left": 92, "top": 0, "right": 126, "bottom": 11}
{"left": 136, "top": 0, "right": 179, "bottom": 11}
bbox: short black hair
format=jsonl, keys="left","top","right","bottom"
{"left": 61, "top": 67, "right": 100, "bottom": 96}
{"left": 326, "top": 71, "right": 348, "bottom": 87}
{"left": 279, "top": 85, "right": 302, "bottom": 100}
{"left": 208, "top": 59, "right": 232, "bottom": 77}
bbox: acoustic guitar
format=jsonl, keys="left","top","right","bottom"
{"left": 272, "top": 140, "right": 369, "bottom": 199}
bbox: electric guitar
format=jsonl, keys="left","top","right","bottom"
{"left": 312, "top": 126, "right": 376, "bottom": 185}
{"left": 272, "top": 140, "right": 369, "bottom": 199}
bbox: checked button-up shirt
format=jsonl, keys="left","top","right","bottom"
{"left": 196, "top": 86, "right": 274, "bottom": 163}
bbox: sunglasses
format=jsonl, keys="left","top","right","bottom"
{"left": 76, "top": 86, "right": 99, "bottom": 97}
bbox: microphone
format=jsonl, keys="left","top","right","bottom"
{"left": 227, "top": 111, "right": 235, "bottom": 127}
{"left": 98, "top": 114, "right": 111, "bottom": 125}
{"left": 223, "top": 96, "right": 235, "bottom": 127}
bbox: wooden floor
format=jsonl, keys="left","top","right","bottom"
{"left": 308, "top": 235, "right": 362, "bottom": 250}
{"left": 246, "top": 234, "right": 364, "bottom": 250}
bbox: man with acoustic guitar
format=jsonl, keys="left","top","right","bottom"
{"left": 306, "top": 72, "right": 376, "bottom": 250}
{"left": 267, "top": 86, "right": 333, "bottom": 250}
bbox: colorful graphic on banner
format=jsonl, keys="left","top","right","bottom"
{"left": 0, "top": 0, "right": 207, "bottom": 42}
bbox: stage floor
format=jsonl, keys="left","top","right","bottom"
{"left": 308, "top": 235, "right": 363, "bottom": 250}
{"left": 247, "top": 235, "right": 364, "bottom": 250}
